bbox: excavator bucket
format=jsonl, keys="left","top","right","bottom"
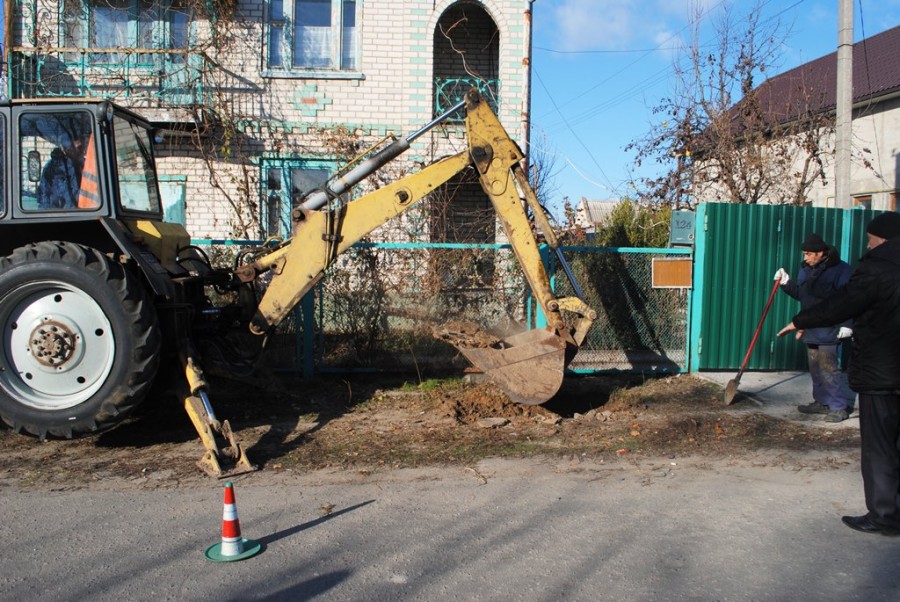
{"left": 436, "top": 323, "right": 570, "bottom": 405}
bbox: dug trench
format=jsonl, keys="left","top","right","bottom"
{"left": 0, "top": 374, "right": 860, "bottom": 490}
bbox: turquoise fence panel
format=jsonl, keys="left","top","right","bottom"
{"left": 551, "top": 246, "right": 692, "bottom": 374}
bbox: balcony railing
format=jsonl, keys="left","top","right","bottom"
{"left": 7, "top": 47, "right": 208, "bottom": 106}
{"left": 434, "top": 77, "right": 499, "bottom": 121}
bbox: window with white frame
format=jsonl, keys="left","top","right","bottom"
{"left": 268, "top": 0, "right": 359, "bottom": 72}
{"left": 63, "top": 0, "right": 192, "bottom": 65}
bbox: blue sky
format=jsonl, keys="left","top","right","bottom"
{"left": 530, "top": 0, "right": 900, "bottom": 215}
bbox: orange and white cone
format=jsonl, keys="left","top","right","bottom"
{"left": 204, "top": 481, "right": 262, "bottom": 562}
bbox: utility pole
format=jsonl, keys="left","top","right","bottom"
{"left": 834, "top": 0, "right": 853, "bottom": 208}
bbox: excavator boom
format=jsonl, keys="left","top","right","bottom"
{"left": 239, "top": 89, "right": 595, "bottom": 404}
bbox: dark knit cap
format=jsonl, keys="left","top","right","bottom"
{"left": 866, "top": 212, "right": 900, "bottom": 240}
{"left": 800, "top": 233, "right": 827, "bottom": 252}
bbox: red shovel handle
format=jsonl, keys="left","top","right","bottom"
{"left": 737, "top": 279, "right": 781, "bottom": 373}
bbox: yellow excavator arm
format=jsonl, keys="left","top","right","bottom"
{"left": 235, "top": 89, "right": 595, "bottom": 404}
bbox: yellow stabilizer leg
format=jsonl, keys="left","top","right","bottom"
{"left": 181, "top": 346, "right": 256, "bottom": 478}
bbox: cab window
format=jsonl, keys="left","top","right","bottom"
{"left": 18, "top": 111, "right": 98, "bottom": 211}
{"left": 112, "top": 116, "right": 162, "bottom": 214}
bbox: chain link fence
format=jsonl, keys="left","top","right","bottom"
{"left": 551, "top": 247, "right": 690, "bottom": 373}
{"left": 194, "top": 241, "right": 691, "bottom": 377}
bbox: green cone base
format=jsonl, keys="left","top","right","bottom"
{"left": 204, "top": 538, "right": 262, "bottom": 562}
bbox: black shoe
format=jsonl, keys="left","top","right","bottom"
{"left": 841, "top": 515, "right": 900, "bottom": 536}
{"left": 825, "top": 409, "right": 850, "bottom": 423}
{"left": 798, "top": 401, "right": 829, "bottom": 415}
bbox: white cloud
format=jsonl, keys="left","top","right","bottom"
{"left": 546, "top": 0, "right": 700, "bottom": 54}
{"left": 551, "top": 0, "right": 638, "bottom": 51}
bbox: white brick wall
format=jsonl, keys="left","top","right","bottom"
{"left": 10, "top": 0, "right": 533, "bottom": 239}
{"left": 172, "top": 0, "right": 533, "bottom": 238}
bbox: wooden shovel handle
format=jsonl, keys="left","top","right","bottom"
{"left": 737, "top": 279, "right": 781, "bottom": 373}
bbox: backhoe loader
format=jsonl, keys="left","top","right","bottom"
{"left": 0, "top": 89, "right": 595, "bottom": 476}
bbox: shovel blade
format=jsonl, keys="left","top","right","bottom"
{"left": 455, "top": 328, "right": 569, "bottom": 405}
{"left": 723, "top": 377, "right": 740, "bottom": 405}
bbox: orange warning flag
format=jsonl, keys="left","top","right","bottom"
{"left": 77, "top": 133, "right": 100, "bottom": 209}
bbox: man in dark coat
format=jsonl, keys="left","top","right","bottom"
{"left": 774, "top": 233, "right": 855, "bottom": 421}
{"left": 37, "top": 137, "right": 86, "bottom": 209}
{"left": 778, "top": 212, "right": 900, "bottom": 536}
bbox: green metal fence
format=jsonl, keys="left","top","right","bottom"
{"left": 7, "top": 47, "right": 207, "bottom": 104}
{"left": 690, "top": 203, "right": 877, "bottom": 371}
{"left": 180, "top": 203, "right": 890, "bottom": 378}
{"left": 193, "top": 240, "right": 692, "bottom": 379}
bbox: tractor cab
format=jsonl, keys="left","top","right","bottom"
{"left": 0, "top": 99, "right": 164, "bottom": 221}
{"left": 0, "top": 99, "right": 169, "bottom": 257}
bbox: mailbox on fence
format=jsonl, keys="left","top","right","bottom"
{"left": 652, "top": 257, "right": 693, "bottom": 289}
{"left": 669, "top": 211, "right": 695, "bottom": 246}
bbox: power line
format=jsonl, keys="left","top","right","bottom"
{"left": 537, "top": 0, "right": 809, "bottom": 123}
{"left": 532, "top": 68, "right": 617, "bottom": 194}
{"left": 535, "top": 45, "right": 699, "bottom": 55}
{"left": 532, "top": 0, "right": 816, "bottom": 200}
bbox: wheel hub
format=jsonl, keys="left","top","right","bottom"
{"left": 29, "top": 319, "right": 78, "bottom": 368}
{"left": 0, "top": 281, "right": 115, "bottom": 407}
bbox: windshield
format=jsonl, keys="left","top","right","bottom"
{"left": 113, "top": 116, "right": 161, "bottom": 213}
{"left": 17, "top": 110, "right": 96, "bottom": 212}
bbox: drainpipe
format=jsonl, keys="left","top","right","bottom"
{"left": 523, "top": 0, "right": 535, "bottom": 173}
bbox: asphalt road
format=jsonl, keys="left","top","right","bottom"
{"left": 3, "top": 451, "right": 899, "bottom": 602}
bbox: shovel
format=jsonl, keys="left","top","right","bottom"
{"left": 724, "top": 278, "right": 781, "bottom": 405}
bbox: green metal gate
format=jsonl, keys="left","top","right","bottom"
{"left": 690, "top": 203, "right": 876, "bottom": 371}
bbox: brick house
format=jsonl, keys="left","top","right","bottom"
{"left": 4, "top": 0, "right": 535, "bottom": 239}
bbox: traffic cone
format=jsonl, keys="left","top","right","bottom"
{"left": 204, "top": 481, "right": 262, "bottom": 562}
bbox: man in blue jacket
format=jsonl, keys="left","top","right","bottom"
{"left": 774, "top": 233, "right": 855, "bottom": 422}
{"left": 778, "top": 212, "right": 900, "bottom": 535}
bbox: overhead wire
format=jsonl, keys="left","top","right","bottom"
{"left": 531, "top": 0, "right": 732, "bottom": 195}
{"left": 853, "top": 0, "right": 889, "bottom": 188}
{"left": 532, "top": 67, "right": 616, "bottom": 193}
{"left": 531, "top": 0, "right": 738, "bottom": 195}
{"left": 532, "top": 0, "right": 814, "bottom": 198}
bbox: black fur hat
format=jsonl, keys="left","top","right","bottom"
{"left": 866, "top": 212, "right": 900, "bottom": 240}
{"left": 800, "top": 233, "right": 827, "bottom": 253}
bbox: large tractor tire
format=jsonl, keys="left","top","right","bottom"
{"left": 0, "top": 241, "right": 161, "bottom": 438}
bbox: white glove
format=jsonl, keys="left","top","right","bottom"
{"left": 838, "top": 327, "right": 853, "bottom": 339}
{"left": 773, "top": 268, "right": 790, "bottom": 285}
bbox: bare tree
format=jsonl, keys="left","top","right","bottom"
{"left": 628, "top": 1, "right": 839, "bottom": 206}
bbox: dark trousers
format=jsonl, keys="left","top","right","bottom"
{"left": 807, "top": 344, "right": 855, "bottom": 411}
{"left": 858, "top": 392, "right": 900, "bottom": 528}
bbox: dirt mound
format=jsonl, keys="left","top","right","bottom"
{"left": 431, "top": 382, "right": 560, "bottom": 424}
{"left": 600, "top": 375, "right": 722, "bottom": 413}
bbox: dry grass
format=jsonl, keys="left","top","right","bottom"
{"left": 0, "top": 374, "right": 859, "bottom": 490}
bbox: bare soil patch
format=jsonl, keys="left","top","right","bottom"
{"left": 0, "top": 373, "right": 859, "bottom": 490}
